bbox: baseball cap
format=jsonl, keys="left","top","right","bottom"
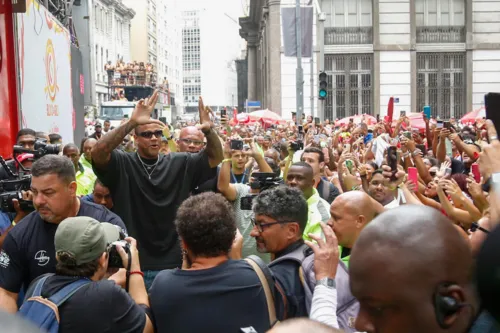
{"left": 94, "top": 123, "right": 102, "bottom": 128}
{"left": 55, "top": 217, "right": 121, "bottom": 265}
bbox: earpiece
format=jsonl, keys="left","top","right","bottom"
{"left": 433, "top": 283, "right": 465, "bottom": 329}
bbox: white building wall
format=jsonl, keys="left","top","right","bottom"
{"left": 280, "top": 0, "right": 318, "bottom": 120}
{"left": 379, "top": 51, "right": 411, "bottom": 117}
{"left": 93, "top": 0, "right": 134, "bottom": 104}
{"left": 472, "top": 50, "right": 500, "bottom": 109}
{"left": 473, "top": 0, "right": 500, "bottom": 44}
{"left": 379, "top": 0, "right": 411, "bottom": 45}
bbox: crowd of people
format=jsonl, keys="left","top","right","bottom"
{"left": 104, "top": 59, "right": 166, "bottom": 89}
{"left": 0, "top": 90, "right": 499, "bottom": 333}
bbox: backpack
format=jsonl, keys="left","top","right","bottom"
{"left": 269, "top": 244, "right": 360, "bottom": 332}
{"left": 18, "top": 274, "right": 91, "bottom": 333}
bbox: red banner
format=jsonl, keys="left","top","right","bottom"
{"left": 0, "top": 0, "right": 20, "bottom": 158}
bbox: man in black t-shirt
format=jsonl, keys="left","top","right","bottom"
{"left": 149, "top": 193, "right": 270, "bottom": 333}
{"left": 0, "top": 155, "right": 126, "bottom": 313}
{"left": 21, "top": 217, "right": 152, "bottom": 333}
{"left": 92, "top": 92, "right": 223, "bottom": 288}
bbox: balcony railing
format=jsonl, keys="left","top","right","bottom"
{"left": 416, "top": 26, "right": 466, "bottom": 43}
{"left": 324, "top": 27, "right": 373, "bottom": 45}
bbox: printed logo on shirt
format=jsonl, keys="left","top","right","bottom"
{"left": 0, "top": 251, "right": 10, "bottom": 268}
{"left": 34, "top": 250, "right": 50, "bottom": 266}
{"left": 348, "top": 316, "right": 356, "bottom": 328}
{"left": 240, "top": 327, "right": 258, "bottom": 333}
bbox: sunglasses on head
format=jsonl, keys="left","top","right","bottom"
{"left": 138, "top": 130, "right": 163, "bottom": 139}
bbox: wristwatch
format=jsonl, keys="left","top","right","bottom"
{"left": 316, "top": 277, "right": 336, "bottom": 289}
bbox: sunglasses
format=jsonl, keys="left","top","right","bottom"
{"left": 179, "top": 138, "right": 205, "bottom": 147}
{"left": 138, "top": 130, "right": 163, "bottom": 139}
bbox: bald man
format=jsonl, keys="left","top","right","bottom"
{"left": 177, "top": 126, "right": 205, "bottom": 153}
{"left": 267, "top": 318, "right": 343, "bottom": 333}
{"left": 80, "top": 138, "right": 97, "bottom": 170}
{"left": 350, "top": 205, "right": 496, "bottom": 333}
{"left": 329, "top": 191, "right": 384, "bottom": 267}
{"left": 63, "top": 143, "right": 96, "bottom": 196}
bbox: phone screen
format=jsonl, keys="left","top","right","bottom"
{"left": 221, "top": 109, "right": 227, "bottom": 117}
{"left": 400, "top": 111, "right": 406, "bottom": 117}
{"left": 485, "top": 93, "right": 500, "bottom": 133}
{"left": 314, "top": 117, "right": 320, "bottom": 125}
{"left": 437, "top": 121, "right": 444, "bottom": 129}
{"left": 443, "top": 121, "right": 451, "bottom": 130}
{"left": 230, "top": 140, "right": 243, "bottom": 151}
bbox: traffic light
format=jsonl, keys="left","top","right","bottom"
{"left": 319, "top": 72, "right": 328, "bottom": 100}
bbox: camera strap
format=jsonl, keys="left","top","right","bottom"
{"left": 125, "top": 254, "right": 132, "bottom": 292}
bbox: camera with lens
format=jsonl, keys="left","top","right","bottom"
{"left": 0, "top": 140, "right": 62, "bottom": 213}
{"left": 240, "top": 173, "right": 283, "bottom": 210}
{"left": 108, "top": 240, "right": 131, "bottom": 268}
{"left": 13, "top": 140, "right": 61, "bottom": 159}
{"left": 290, "top": 141, "right": 304, "bottom": 151}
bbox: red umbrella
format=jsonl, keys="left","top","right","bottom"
{"left": 460, "top": 107, "right": 485, "bottom": 124}
{"left": 335, "top": 114, "right": 377, "bottom": 126}
{"left": 248, "top": 109, "right": 284, "bottom": 124}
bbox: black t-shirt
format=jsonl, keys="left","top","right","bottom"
{"left": 92, "top": 150, "right": 214, "bottom": 270}
{"left": 149, "top": 260, "right": 270, "bottom": 333}
{"left": 451, "top": 158, "right": 466, "bottom": 175}
{"left": 192, "top": 165, "right": 219, "bottom": 194}
{"left": 24, "top": 275, "right": 145, "bottom": 333}
{"left": 0, "top": 199, "right": 126, "bottom": 293}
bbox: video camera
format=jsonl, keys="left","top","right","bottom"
{"left": 0, "top": 140, "right": 62, "bottom": 213}
{"left": 108, "top": 240, "right": 131, "bottom": 268}
{"left": 240, "top": 172, "right": 283, "bottom": 210}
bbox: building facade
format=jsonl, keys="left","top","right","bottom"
{"left": 124, "top": 0, "right": 183, "bottom": 110}
{"left": 93, "top": 0, "right": 135, "bottom": 105}
{"left": 181, "top": 4, "right": 240, "bottom": 113}
{"left": 240, "top": 0, "right": 500, "bottom": 120}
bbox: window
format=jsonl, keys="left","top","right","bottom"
{"left": 416, "top": 0, "right": 465, "bottom": 43}
{"left": 417, "top": 52, "right": 466, "bottom": 119}
{"left": 323, "top": 0, "right": 372, "bottom": 44}
{"left": 324, "top": 54, "right": 373, "bottom": 119}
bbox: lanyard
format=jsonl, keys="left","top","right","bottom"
{"left": 231, "top": 171, "right": 247, "bottom": 184}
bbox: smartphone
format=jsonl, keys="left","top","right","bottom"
{"left": 471, "top": 163, "right": 481, "bottom": 183}
{"left": 402, "top": 131, "right": 412, "bottom": 139}
{"left": 298, "top": 125, "right": 304, "bottom": 133}
{"left": 221, "top": 108, "right": 227, "bottom": 118}
{"left": 387, "top": 146, "right": 398, "bottom": 174}
{"left": 314, "top": 117, "right": 320, "bottom": 125}
{"left": 344, "top": 143, "right": 351, "bottom": 152}
{"left": 400, "top": 110, "right": 406, "bottom": 117}
{"left": 408, "top": 167, "right": 418, "bottom": 187}
{"left": 437, "top": 120, "right": 444, "bottom": 129}
{"left": 443, "top": 121, "right": 451, "bottom": 130}
{"left": 423, "top": 106, "right": 431, "bottom": 119}
{"left": 444, "top": 168, "right": 452, "bottom": 178}
{"left": 230, "top": 140, "right": 244, "bottom": 151}
{"left": 485, "top": 93, "right": 500, "bottom": 133}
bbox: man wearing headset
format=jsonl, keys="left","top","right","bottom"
{"left": 349, "top": 205, "right": 497, "bottom": 333}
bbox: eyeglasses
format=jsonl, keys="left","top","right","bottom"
{"left": 138, "top": 130, "right": 163, "bottom": 139}
{"left": 251, "top": 218, "right": 296, "bottom": 233}
{"left": 179, "top": 138, "right": 205, "bottom": 147}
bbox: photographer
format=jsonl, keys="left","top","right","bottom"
{"left": 0, "top": 155, "right": 126, "bottom": 313}
{"left": 19, "top": 217, "right": 153, "bottom": 333}
{"left": 217, "top": 139, "right": 277, "bottom": 260}
{"left": 0, "top": 129, "right": 37, "bottom": 180}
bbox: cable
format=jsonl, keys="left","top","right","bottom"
{"left": 470, "top": 222, "right": 490, "bottom": 234}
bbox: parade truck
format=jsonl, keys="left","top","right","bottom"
{"left": 0, "top": 0, "right": 84, "bottom": 159}
{"left": 98, "top": 88, "right": 170, "bottom": 128}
